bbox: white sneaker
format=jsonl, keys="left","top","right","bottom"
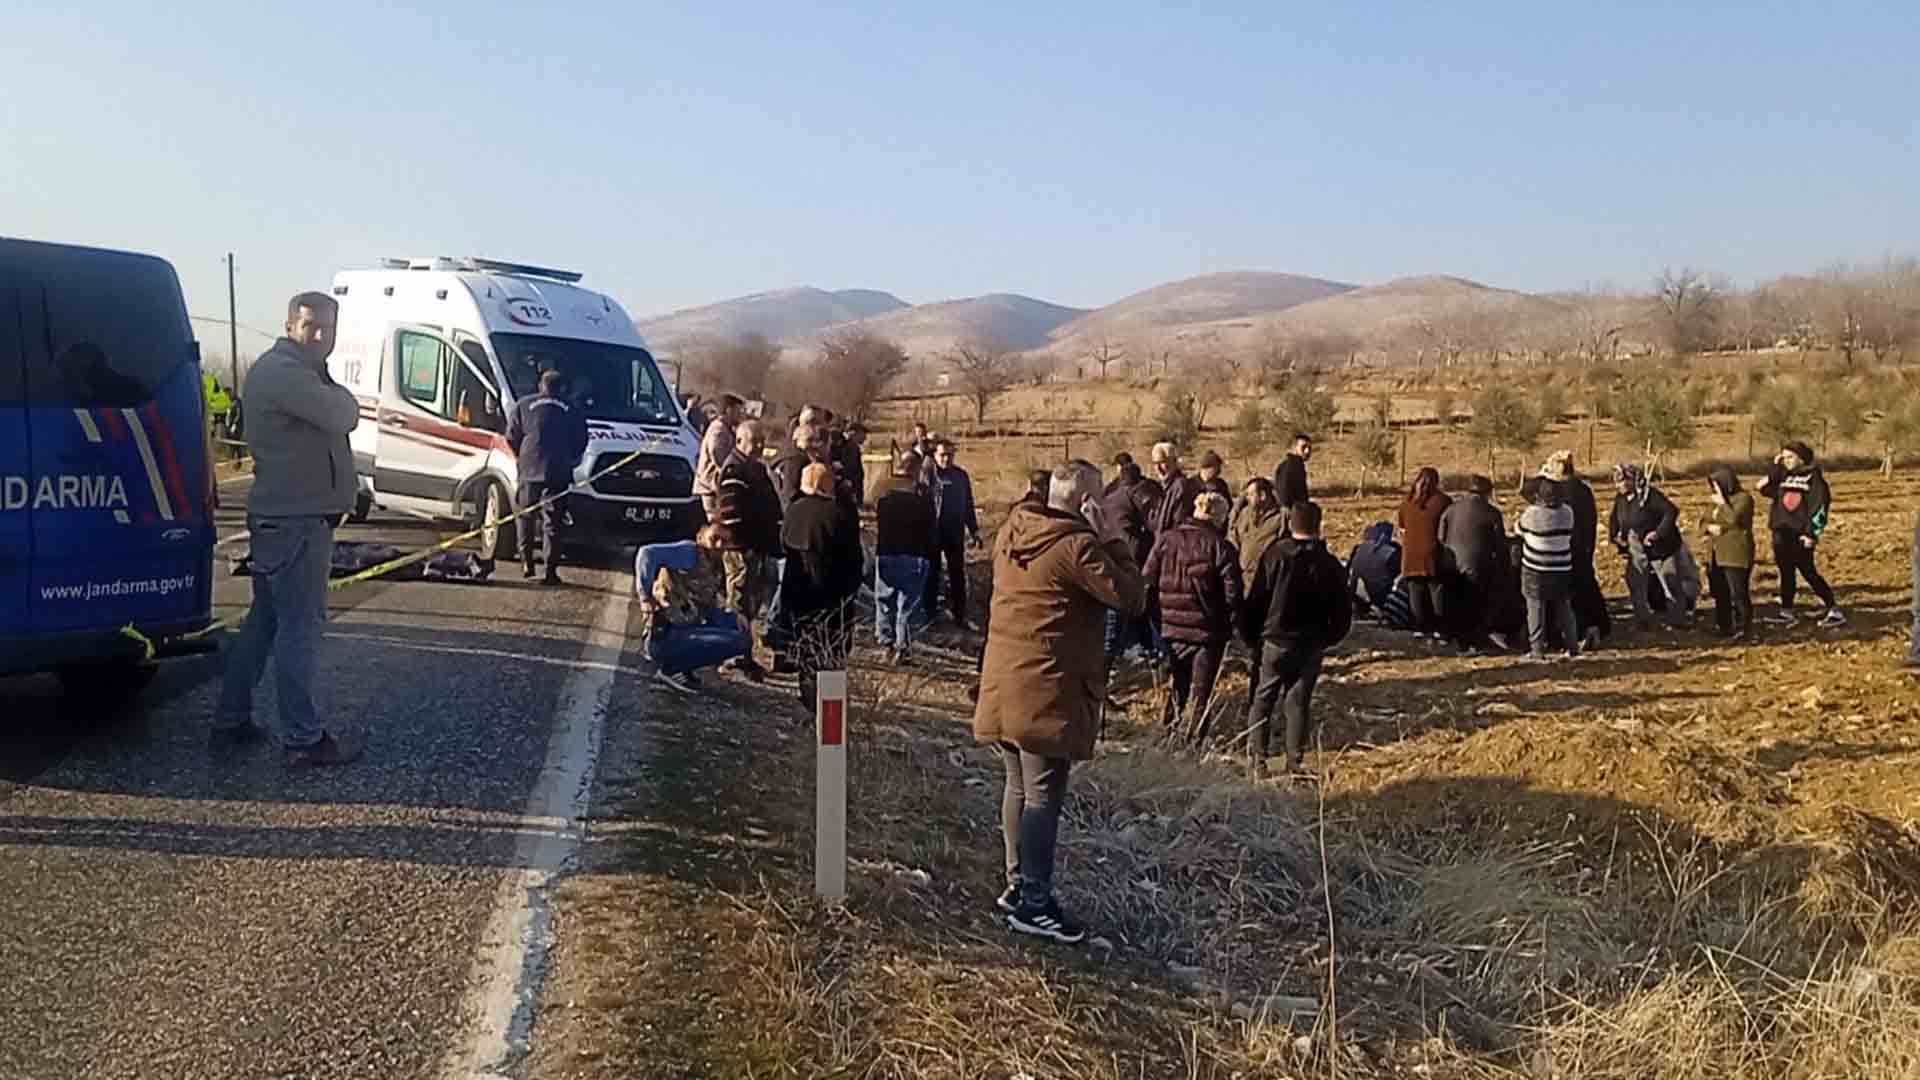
{"left": 652, "top": 669, "right": 697, "bottom": 695}
{"left": 1764, "top": 610, "right": 1798, "bottom": 627}
{"left": 1819, "top": 608, "right": 1847, "bottom": 628}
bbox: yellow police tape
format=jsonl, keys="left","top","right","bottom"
{"left": 120, "top": 445, "right": 660, "bottom": 659}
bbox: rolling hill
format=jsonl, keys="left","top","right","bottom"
{"left": 795, "top": 292, "right": 1089, "bottom": 360}
{"left": 637, "top": 286, "right": 908, "bottom": 351}
{"left": 1044, "top": 270, "right": 1356, "bottom": 356}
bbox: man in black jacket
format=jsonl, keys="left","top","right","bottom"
{"left": 1149, "top": 441, "right": 1197, "bottom": 536}
{"left": 1437, "top": 475, "right": 1507, "bottom": 650}
{"left": 875, "top": 455, "right": 937, "bottom": 662}
{"left": 1239, "top": 501, "right": 1352, "bottom": 781}
{"left": 1102, "top": 454, "right": 1165, "bottom": 660}
{"left": 1609, "top": 463, "right": 1690, "bottom": 629}
{"left": 506, "top": 369, "right": 590, "bottom": 585}
{"left": 715, "top": 419, "right": 781, "bottom": 679}
{"left": 1143, "top": 492, "right": 1242, "bottom": 741}
{"left": 923, "top": 440, "right": 982, "bottom": 626}
{"left": 776, "top": 463, "right": 863, "bottom": 703}
{"left": 1272, "top": 433, "right": 1313, "bottom": 524}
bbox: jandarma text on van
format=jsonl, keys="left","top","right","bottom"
{"left": 40, "top": 574, "right": 196, "bottom": 602}
{"left": 2, "top": 474, "right": 130, "bottom": 511}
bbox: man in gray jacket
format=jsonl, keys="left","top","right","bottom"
{"left": 1437, "top": 474, "right": 1507, "bottom": 651}
{"left": 213, "top": 292, "right": 362, "bottom": 766}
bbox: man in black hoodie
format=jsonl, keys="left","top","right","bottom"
{"left": 1239, "top": 501, "right": 1352, "bottom": 781}
{"left": 1758, "top": 441, "right": 1845, "bottom": 628}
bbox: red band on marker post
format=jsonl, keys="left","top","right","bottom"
{"left": 821, "top": 698, "right": 844, "bottom": 747}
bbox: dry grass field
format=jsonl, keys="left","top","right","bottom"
{"left": 533, "top": 362, "right": 1920, "bottom": 1080}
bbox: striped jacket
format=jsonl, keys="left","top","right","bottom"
{"left": 1518, "top": 503, "right": 1575, "bottom": 575}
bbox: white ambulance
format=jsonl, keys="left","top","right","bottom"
{"left": 327, "top": 257, "right": 700, "bottom": 561}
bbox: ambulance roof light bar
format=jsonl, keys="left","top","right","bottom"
{"left": 375, "top": 257, "right": 584, "bottom": 283}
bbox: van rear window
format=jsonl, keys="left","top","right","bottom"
{"left": 3, "top": 244, "right": 196, "bottom": 407}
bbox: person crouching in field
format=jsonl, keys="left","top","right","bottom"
{"left": 974, "top": 461, "right": 1146, "bottom": 944}
{"left": 1143, "top": 491, "right": 1242, "bottom": 743}
{"left": 1240, "top": 501, "right": 1352, "bottom": 783}
{"left": 1701, "top": 467, "right": 1756, "bottom": 641}
{"left": 1758, "top": 442, "right": 1846, "bottom": 628}
{"left": 1519, "top": 479, "right": 1581, "bottom": 662}
{"left": 636, "top": 525, "right": 750, "bottom": 695}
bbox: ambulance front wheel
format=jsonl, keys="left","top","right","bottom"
{"left": 476, "top": 480, "right": 518, "bottom": 564}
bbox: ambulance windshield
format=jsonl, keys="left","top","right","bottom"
{"left": 493, "top": 334, "right": 682, "bottom": 426}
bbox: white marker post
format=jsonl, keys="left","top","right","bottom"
{"left": 815, "top": 669, "right": 849, "bottom": 902}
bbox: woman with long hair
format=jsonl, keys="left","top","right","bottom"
{"left": 1396, "top": 466, "right": 1453, "bottom": 640}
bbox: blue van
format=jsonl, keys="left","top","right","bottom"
{"left": 0, "top": 238, "right": 215, "bottom": 689}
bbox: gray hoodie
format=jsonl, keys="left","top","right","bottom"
{"left": 244, "top": 338, "right": 359, "bottom": 518}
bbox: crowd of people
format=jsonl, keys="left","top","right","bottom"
{"left": 967, "top": 431, "right": 1899, "bottom": 945}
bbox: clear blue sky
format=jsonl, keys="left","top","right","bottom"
{"left": 4, "top": 1, "right": 1914, "bottom": 352}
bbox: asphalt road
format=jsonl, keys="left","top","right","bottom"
{"left": 0, "top": 480, "right": 653, "bottom": 1080}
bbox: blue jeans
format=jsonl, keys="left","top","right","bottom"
{"left": 217, "top": 515, "right": 333, "bottom": 747}
{"left": 649, "top": 609, "right": 750, "bottom": 675}
{"left": 874, "top": 554, "right": 930, "bottom": 651}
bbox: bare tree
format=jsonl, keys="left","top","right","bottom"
{"left": 948, "top": 340, "right": 1020, "bottom": 424}
{"left": 1183, "top": 352, "right": 1236, "bottom": 431}
{"left": 1087, "top": 340, "right": 1126, "bottom": 380}
{"left": 1650, "top": 267, "right": 1726, "bottom": 356}
{"left": 678, "top": 332, "right": 782, "bottom": 398}
{"left": 1255, "top": 330, "right": 1294, "bottom": 388}
{"left": 813, "top": 330, "right": 910, "bottom": 423}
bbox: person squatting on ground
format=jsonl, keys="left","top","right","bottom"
{"left": 1397, "top": 467, "right": 1452, "bottom": 640}
{"left": 1102, "top": 453, "right": 1164, "bottom": 661}
{"left": 1348, "top": 521, "right": 1411, "bottom": 628}
{"left": 974, "top": 460, "right": 1146, "bottom": 944}
{"left": 777, "top": 463, "right": 864, "bottom": 704}
{"left": 1240, "top": 500, "right": 1352, "bottom": 782}
{"left": 693, "top": 392, "right": 744, "bottom": 519}
{"left": 715, "top": 418, "right": 782, "bottom": 680}
{"left": 1438, "top": 474, "right": 1507, "bottom": 651}
{"left": 1701, "top": 466, "right": 1757, "bottom": 641}
{"left": 507, "top": 369, "right": 590, "bottom": 585}
{"left": 1758, "top": 442, "right": 1846, "bottom": 628}
{"left": 874, "top": 453, "right": 936, "bottom": 663}
{"left": 923, "top": 440, "right": 983, "bottom": 626}
{"left": 1519, "top": 478, "right": 1581, "bottom": 662}
{"left": 636, "top": 525, "right": 751, "bottom": 694}
{"left": 1143, "top": 491, "right": 1243, "bottom": 744}
{"left": 214, "top": 292, "right": 363, "bottom": 766}
{"left": 1608, "top": 463, "right": 1693, "bottom": 629}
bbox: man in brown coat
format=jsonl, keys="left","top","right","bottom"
{"left": 974, "top": 460, "right": 1147, "bottom": 944}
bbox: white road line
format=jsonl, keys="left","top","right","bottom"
{"left": 327, "top": 631, "right": 643, "bottom": 676}
{"left": 440, "top": 580, "right": 632, "bottom": 1080}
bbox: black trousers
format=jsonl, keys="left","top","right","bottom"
{"left": 923, "top": 534, "right": 968, "bottom": 622}
{"left": 516, "top": 481, "right": 568, "bottom": 568}
{"left": 1773, "top": 529, "right": 1836, "bottom": 610}
{"left": 1165, "top": 640, "right": 1226, "bottom": 740}
{"left": 1246, "top": 642, "right": 1325, "bottom": 772}
{"left": 1405, "top": 576, "right": 1446, "bottom": 635}
{"left": 1708, "top": 562, "right": 1753, "bottom": 634}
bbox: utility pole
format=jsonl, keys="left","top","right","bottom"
{"left": 225, "top": 253, "right": 240, "bottom": 390}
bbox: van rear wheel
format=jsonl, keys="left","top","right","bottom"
{"left": 476, "top": 480, "right": 517, "bottom": 563}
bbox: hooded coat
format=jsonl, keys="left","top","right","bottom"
{"left": 973, "top": 504, "right": 1147, "bottom": 761}
{"left": 1702, "top": 467, "right": 1756, "bottom": 569}
{"left": 1143, "top": 519, "right": 1243, "bottom": 645}
{"left": 1228, "top": 499, "right": 1286, "bottom": 584}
